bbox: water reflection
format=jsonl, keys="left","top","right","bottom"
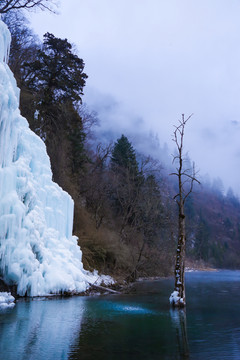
{"left": 2, "top": 271, "right": 240, "bottom": 359}
{"left": 170, "top": 309, "right": 189, "bottom": 359}
{"left": 0, "top": 297, "right": 86, "bottom": 360}
{"left": 69, "top": 296, "right": 178, "bottom": 360}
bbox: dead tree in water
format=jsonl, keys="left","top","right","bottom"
{"left": 169, "top": 114, "right": 199, "bottom": 308}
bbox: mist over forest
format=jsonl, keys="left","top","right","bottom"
{"left": 29, "top": 0, "right": 240, "bottom": 197}
{"left": 2, "top": 3, "right": 240, "bottom": 359}
{"left": 3, "top": 8, "right": 240, "bottom": 282}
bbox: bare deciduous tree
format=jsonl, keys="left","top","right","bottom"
{"left": 0, "top": 0, "right": 56, "bottom": 13}
{"left": 84, "top": 143, "right": 113, "bottom": 229}
{"left": 169, "top": 114, "right": 200, "bottom": 307}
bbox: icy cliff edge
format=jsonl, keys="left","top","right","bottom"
{"left": 0, "top": 20, "right": 110, "bottom": 296}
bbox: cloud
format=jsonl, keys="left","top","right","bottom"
{"left": 231, "top": 120, "right": 240, "bottom": 127}
{"left": 29, "top": 0, "right": 240, "bottom": 193}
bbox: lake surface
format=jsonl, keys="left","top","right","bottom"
{"left": 1, "top": 270, "right": 240, "bottom": 359}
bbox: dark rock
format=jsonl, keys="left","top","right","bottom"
{"left": 0, "top": 279, "right": 18, "bottom": 298}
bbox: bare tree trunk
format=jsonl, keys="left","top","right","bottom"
{"left": 169, "top": 114, "right": 199, "bottom": 308}
{"left": 171, "top": 208, "right": 186, "bottom": 307}
{"left": 127, "top": 240, "right": 146, "bottom": 282}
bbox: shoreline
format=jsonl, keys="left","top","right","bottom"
{"left": 3, "top": 267, "right": 239, "bottom": 304}
{"left": 185, "top": 266, "right": 218, "bottom": 272}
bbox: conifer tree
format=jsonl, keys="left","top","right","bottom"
{"left": 111, "top": 135, "right": 139, "bottom": 177}
{"left": 110, "top": 135, "right": 141, "bottom": 234}
{"left": 24, "top": 32, "right": 87, "bottom": 106}
{"left": 19, "top": 32, "right": 88, "bottom": 184}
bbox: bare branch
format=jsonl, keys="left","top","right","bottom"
{"left": 183, "top": 162, "right": 200, "bottom": 203}
{"left": 170, "top": 113, "right": 198, "bottom": 308}
{"left": 0, "top": 0, "right": 57, "bottom": 13}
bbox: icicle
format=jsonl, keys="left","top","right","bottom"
{"left": 0, "top": 19, "right": 113, "bottom": 296}
{"left": 0, "top": 20, "right": 11, "bottom": 63}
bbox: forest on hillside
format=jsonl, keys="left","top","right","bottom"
{"left": 3, "top": 10, "right": 240, "bottom": 281}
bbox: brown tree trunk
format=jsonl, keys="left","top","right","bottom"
{"left": 170, "top": 167, "right": 186, "bottom": 307}
{"left": 171, "top": 210, "right": 186, "bottom": 307}
{"left": 170, "top": 114, "right": 199, "bottom": 308}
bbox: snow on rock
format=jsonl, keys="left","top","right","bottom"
{"left": 0, "top": 292, "right": 15, "bottom": 309}
{"left": 0, "top": 19, "right": 112, "bottom": 296}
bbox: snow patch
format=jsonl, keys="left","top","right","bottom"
{"left": 169, "top": 290, "right": 184, "bottom": 306}
{"left": 169, "top": 290, "right": 180, "bottom": 305}
{"left": 0, "top": 292, "right": 15, "bottom": 309}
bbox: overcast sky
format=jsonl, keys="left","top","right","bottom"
{"left": 29, "top": 0, "right": 240, "bottom": 194}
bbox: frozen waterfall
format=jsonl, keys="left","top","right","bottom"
{"left": 0, "top": 19, "right": 110, "bottom": 296}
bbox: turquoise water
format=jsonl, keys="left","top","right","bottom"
{"left": 1, "top": 270, "right": 240, "bottom": 359}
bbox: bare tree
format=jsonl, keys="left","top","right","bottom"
{"left": 0, "top": 0, "right": 56, "bottom": 13}
{"left": 2, "top": 11, "right": 40, "bottom": 83}
{"left": 84, "top": 143, "right": 113, "bottom": 229}
{"left": 77, "top": 103, "right": 98, "bottom": 139}
{"left": 169, "top": 114, "right": 200, "bottom": 307}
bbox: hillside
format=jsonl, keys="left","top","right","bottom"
{"left": 3, "top": 11, "right": 240, "bottom": 282}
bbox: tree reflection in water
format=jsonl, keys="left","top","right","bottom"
{"left": 170, "top": 308, "right": 189, "bottom": 359}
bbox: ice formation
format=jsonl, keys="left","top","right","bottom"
{"left": 0, "top": 292, "right": 15, "bottom": 308}
{"left": 0, "top": 297, "right": 84, "bottom": 358}
{"left": 0, "top": 19, "right": 112, "bottom": 296}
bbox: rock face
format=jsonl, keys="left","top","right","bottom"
{"left": 0, "top": 20, "right": 111, "bottom": 297}
{"left": 0, "top": 279, "right": 16, "bottom": 296}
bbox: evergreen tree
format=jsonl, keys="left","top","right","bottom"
{"left": 24, "top": 32, "right": 87, "bottom": 106}
{"left": 110, "top": 135, "right": 141, "bottom": 233}
{"left": 111, "top": 135, "right": 139, "bottom": 177}
{"left": 18, "top": 32, "right": 89, "bottom": 184}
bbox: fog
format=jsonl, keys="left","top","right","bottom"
{"left": 29, "top": 0, "right": 240, "bottom": 194}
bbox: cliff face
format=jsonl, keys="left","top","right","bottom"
{"left": 0, "top": 19, "right": 107, "bottom": 296}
